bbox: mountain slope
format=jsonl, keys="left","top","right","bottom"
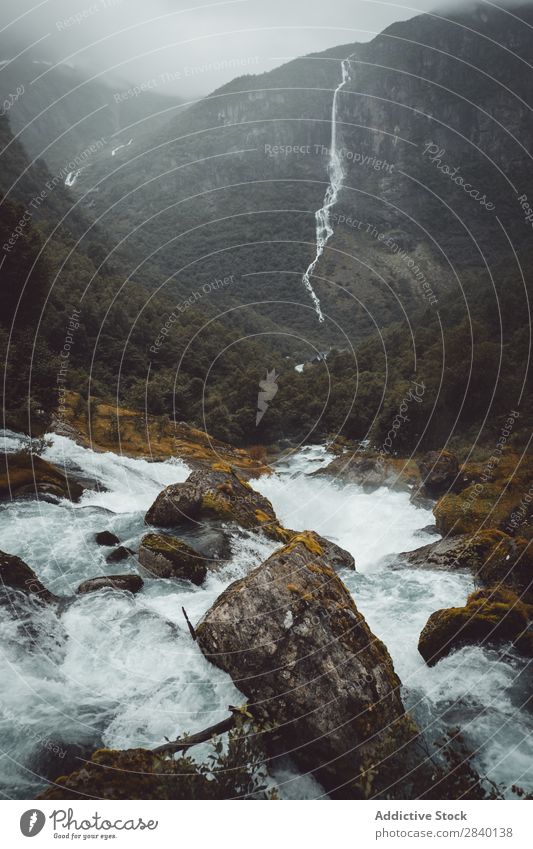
{"left": 65, "top": 3, "right": 533, "bottom": 343}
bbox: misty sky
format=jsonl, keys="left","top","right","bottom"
{"left": 2, "top": 0, "right": 531, "bottom": 97}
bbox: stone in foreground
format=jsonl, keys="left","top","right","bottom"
{"left": 196, "top": 532, "right": 420, "bottom": 796}
{"left": 76, "top": 574, "right": 144, "bottom": 595}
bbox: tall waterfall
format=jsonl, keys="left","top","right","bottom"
{"left": 302, "top": 58, "right": 351, "bottom": 322}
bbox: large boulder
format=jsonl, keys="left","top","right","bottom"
{"left": 76, "top": 574, "right": 144, "bottom": 595}
{"left": 0, "top": 452, "right": 83, "bottom": 502}
{"left": 0, "top": 550, "right": 59, "bottom": 603}
{"left": 145, "top": 469, "right": 287, "bottom": 542}
{"left": 138, "top": 534, "right": 207, "bottom": 585}
{"left": 312, "top": 453, "right": 418, "bottom": 493}
{"left": 400, "top": 530, "right": 533, "bottom": 601}
{"left": 196, "top": 532, "right": 421, "bottom": 797}
{"left": 418, "top": 588, "right": 533, "bottom": 666}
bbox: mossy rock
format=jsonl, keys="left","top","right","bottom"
{"left": 55, "top": 391, "right": 271, "bottom": 478}
{"left": 38, "top": 747, "right": 225, "bottom": 800}
{"left": 418, "top": 587, "right": 533, "bottom": 666}
{"left": 77, "top": 574, "right": 143, "bottom": 595}
{"left": 197, "top": 534, "right": 421, "bottom": 796}
{"left": 139, "top": 533, "right": 207, "bottom": 585}
{"left": 145, "top": 469, "right": 281, "bottom": 540}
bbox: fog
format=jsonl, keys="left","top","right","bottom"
{"left": 1, "top": 0, "right": 532, "bottom": 97}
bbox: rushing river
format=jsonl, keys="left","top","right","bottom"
{"left": 0, "top": 434, "right": 532, "bottom": 799}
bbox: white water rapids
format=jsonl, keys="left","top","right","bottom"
{"left": 302, "top": 58, "right": 352, "bottom": 322}
{"left": 0, "top": 435, "right": 532, "bottom": 799}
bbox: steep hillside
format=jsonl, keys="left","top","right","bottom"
{"left": 0, "top": 53, "right": 185, "bottom": 175}
{"left": 66, "top": 3, "right": 533, "bottom": 342}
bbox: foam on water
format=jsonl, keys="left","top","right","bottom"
{"left": 261, "top": 449, "right": 533, "bottom": 796}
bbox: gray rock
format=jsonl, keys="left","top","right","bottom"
{"left": 95, "top": 531, "right": 120, "bottom": 546}
{"left": 76, "top": 574, "right": 143, "bottom": 594}
{"left": 139, "top": 533, "right": 207, "bottom": 585}
{"left": 196, "top": 532, "right": 421, "bottom": 796}
{"left": 145, "top": 469, "right": 282, "bottom": 540}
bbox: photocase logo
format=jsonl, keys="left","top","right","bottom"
{"left": 20, "top": 810, "right": 46, "bottom": 837}
{"left": 256, "top": 369, "right": 279, "bottom": 425}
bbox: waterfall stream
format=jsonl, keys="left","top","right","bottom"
{"left": 302, "top": 58, "right": 352, "bottom": 321}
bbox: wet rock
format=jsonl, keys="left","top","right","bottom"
{"left": 400, "top": 535, "right": 476, "bottom": 571}
{"left": 0, "top": 550, "right": 59, "bottom": 603}
{"left": 416, "top": 451, "right": 460, "bottom": 498}
{"left": 0, "top": 452, "right": 83, "bottom": 502}
{"left": 38, "top": 747, "right": 244, "bottom": 800}
{"left": 95, "top": 531, "right": 120, "bottom": 546}
{"left": 196, "top": 532, "right": 421, "bottom": 796}
{"left": 314, "top": 535, "right": 355, "bottom": 571}
{"left": 435, "top": 484, "right": 516, "bottom": 537}
{"left": 418, "top": 587, "right": 533, "bottom": 666}
{"left": 312, "top": 453, "right": 417, "bottom": 493}
{"left": 76, "top": 574, "right": 143, "bottom": 594}
{"left": 177, "top": 525, "right": 232, "bottom": 563}
{"left": 400, "top": 530, "right": 533, "bottom": 602}
{"left": 416, "top": 524, "right": 439, "bottom": 537}
{"left": 145, "top": 469, "right": 286, "bottom": 542}
{"left": 105, "top": 546, "right": 133, "bottom": 564}
{"left": 139, "top": 533, "right": 207, "bottom": 585}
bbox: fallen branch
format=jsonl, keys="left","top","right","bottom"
{"left": 152, "top": 714, "right": 236, "bottom": 755}
{"left": 182, "top": 606, "right": 197, "bottom": 641}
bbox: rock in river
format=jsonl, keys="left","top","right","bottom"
{"left": 145, "top": 468, "right": 286, "bottom": 541}
{"left": 419, "top": 587, "right": 533, "bottom": 665}
{"left": 196, "top": 531, "right": 422, "bottom": 797}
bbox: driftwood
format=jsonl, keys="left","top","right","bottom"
{"left": 152, "top": 712, "right": 237, "bottom": 755}
{"left": 182, "top": 606, "right": 197, "bottom": 641}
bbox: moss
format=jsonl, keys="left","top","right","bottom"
{"left": 306, "top": 562, "right": 337, "bottom": 579}
{"left": 419, "top": 586, "right": 533, "bottom": 665}
{"left": 0, "top": 452, "right": 81, "bottom": 500}
{"left": 141, "top": 533, "right": 195, "bottom": 556}
{"left": 283, "top": 531, "right": 325, "bottom": 557}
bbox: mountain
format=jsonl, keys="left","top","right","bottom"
{"left": 1, "top": 2, "right": 531, "bottom": 449}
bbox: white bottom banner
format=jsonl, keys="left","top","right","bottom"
{"left": 1, "top": 800, "right": 531, "bottom": 848}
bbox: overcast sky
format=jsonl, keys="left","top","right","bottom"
{"left": 2, "top": 0, "right": 531, "bottom": 97}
